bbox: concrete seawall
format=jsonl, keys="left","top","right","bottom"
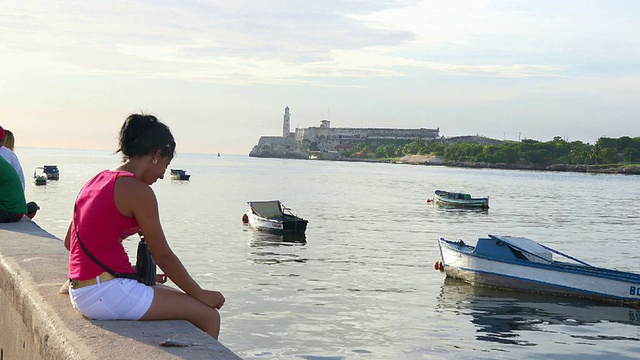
{"left": 0, "top": 218, "right": 241, "bottom": 360}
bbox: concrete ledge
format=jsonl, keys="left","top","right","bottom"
{"left": 0, "top": 218, "right": 241, "bottom": 359}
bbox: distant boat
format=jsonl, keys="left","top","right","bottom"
{"left": 43, "top": 165, "right": 59, "bottom": 180}
{"left": 433, "top": 189, "right": 489, "bottom": 208}
{"left": 33, "top": 167, "right": 47, "bottom": 186}
{"left": 170, "top": 169, "right": 191, "bottom": 181}
{"left": 437, "top": 234, "right": 640, "bottom": 305}
{"left": 243, "top": 200, "right": 308, "bottom": 234}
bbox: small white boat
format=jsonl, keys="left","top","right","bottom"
{"left": 434, "top": 190, "right": 489, "bottom": 208}
{"left": 33, "top": 167, "right": 47, "bottom": 186}
{"left": 243, "top": 200, "right": 308, "bottom": 234}
{"left": 437, "top": 234, "right": 640, "bottom": 305}
{"left": 170, "top": 169, "right": 191, "bottom": 180}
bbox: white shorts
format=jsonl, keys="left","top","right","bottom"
{"left": 69, "top": 277, "right": 154, "bottom": 320}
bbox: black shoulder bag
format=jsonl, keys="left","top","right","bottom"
{"left": 134, "top": 232, "right": 157, "bottom": 286}
{"left": 73, "top": 203, "right": 157, "bottom": 286}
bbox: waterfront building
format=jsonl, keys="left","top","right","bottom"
{"left": 250, "top": 107, "right": 441, "bottom": 158}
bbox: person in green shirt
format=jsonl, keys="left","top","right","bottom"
{"left": 0, "top": 155, "right": 30, "bottom": 222}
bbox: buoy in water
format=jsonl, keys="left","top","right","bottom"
{"left": 242, "top": 213, "right": 249, "bottom": 223}
{"left": 426, "top": 199, "right": 433, "bottom": 203}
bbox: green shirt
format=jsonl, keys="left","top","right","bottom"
{"left": 0, "top": 156, "right": 27, "bottom": 214}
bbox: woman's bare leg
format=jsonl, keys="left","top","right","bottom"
{"left": 140, "top": 285, "right": 221, "bottom": 339}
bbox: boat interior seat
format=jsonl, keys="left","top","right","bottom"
{"left": 248, "top": 201, "right": 284, "bottom": 218}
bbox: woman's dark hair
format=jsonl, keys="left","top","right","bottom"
{"left": 116, "top": 114, "right": 176, "bottom": 160}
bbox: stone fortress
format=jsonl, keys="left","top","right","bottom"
{"left": 249, "top": 106, "right": 442, "bottom": 159}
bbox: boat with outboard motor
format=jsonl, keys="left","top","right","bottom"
{"left": 243, "top": 200, "right": 308, "bottom": 234}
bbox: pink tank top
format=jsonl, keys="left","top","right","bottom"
{"left": 68, "top": 170, "right": 140, "bottom": 280}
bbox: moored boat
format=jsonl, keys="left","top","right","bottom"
{"left": 437, "top": 234, "right": 640, "bottom": 305}
{"left": 33, "top": 175, "right": 47, "bottom": 186}
{"left": 33, "top": 167, "right": 47, "bottom": 186}
{"left": 243, "top": 200, "right": 308, "bottom": 234}
{"left": 170, "top": 169, "right": 191, "bottom": 180}
{"left": 43, "top": 165, "right": 59, "bottom": 180}
{"left": 434, "top": 189, "right": 489, "bottom": 208}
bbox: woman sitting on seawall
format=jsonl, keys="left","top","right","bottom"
{"left": 64, "top": 113, "right": 225, "bottom": 339}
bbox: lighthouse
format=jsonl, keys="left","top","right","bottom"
{"left": 283, "top": 106, "right": 291, "bottom": 137}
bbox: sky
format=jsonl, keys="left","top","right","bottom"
{"left": 1, "top": 0, "right": 639, "bottom": 155}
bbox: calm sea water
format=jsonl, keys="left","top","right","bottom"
{"left": 18, "top": 147, "right": 640, "bottom": 359}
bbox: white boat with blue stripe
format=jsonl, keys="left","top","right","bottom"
{"left": 437, "top": 234, "right": 640, "bottom": 305}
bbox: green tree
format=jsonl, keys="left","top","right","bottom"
{"left": 432, "top": 143, "right": 446, "bottom": 156}
{"left": 492, "top": 152, "right": 509, "bottom": 164}
{"left": 503, "top": 148, "right": 520, "bottom": 164}
{"left": 618, "top": 136, "right": 633, "bottom": 151}
{"left": 590, "top": 144, "right": 602, "bottom": 164}
{"left": 623, "top": 147, "right": 638, "bottom": 163}
{"left": 522, "top": 149, "right": 553, "bottom": 166}
{"left": 601, "top": 148, "right": 619, "bottom": 164}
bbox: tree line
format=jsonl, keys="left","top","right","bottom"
{"left": 342, "top": 136, "right": 640, "bottom": 167}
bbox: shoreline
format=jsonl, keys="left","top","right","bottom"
{"left": 328, "top": 154, "right": 640, "bottom": 175}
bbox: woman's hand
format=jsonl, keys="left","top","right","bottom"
{"left": 156, "top": 273, "right": 168, "bottom": 284}
{"left": 196, "top": 290, "right": 225, "bottom": 309}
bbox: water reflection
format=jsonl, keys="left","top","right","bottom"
{"left": 433, "top": 203, "right": 490, "bottom": 214}
{"left": 436, "top": 277, "right": 640, "bottom": 345}
{"left": 244, "top": 226, "right": 307, "bottom": 265}
{"left": 245, "top": 227, "right": 307, "bottom": 246}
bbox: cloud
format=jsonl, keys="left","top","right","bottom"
{"left": 0, "top": 0, "right": 580, "bottom": 86}
{"left": 2, "top": 0, "right": 640, "bottom": 152}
